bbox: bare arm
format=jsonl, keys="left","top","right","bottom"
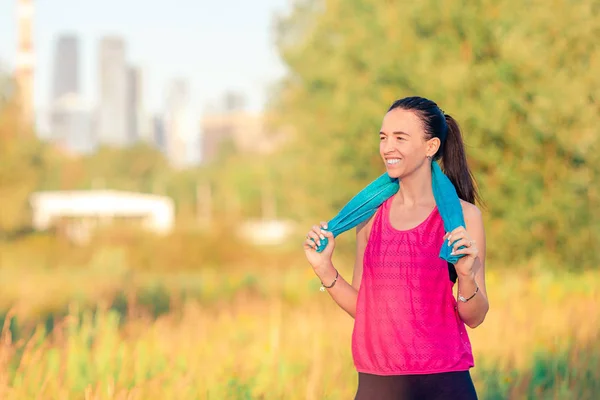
{"left": 314, "top": 216, "right": 373, "bottom": 318}
{"left": 455, "top": 202, "right": 489, "bottom": 328}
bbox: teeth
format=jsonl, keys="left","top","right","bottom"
{"left": 387, "top": 159, "right": 400, "bottom": 165}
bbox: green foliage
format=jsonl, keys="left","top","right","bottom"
{"left": 477, "top": 342, "right": 600, "bottom": 400}
{"left": 0, "top": 96, "right": 50, "bottom": 237}
{"left": 1, "top": 0, "right": 599, "bottom": 271}
{"left": 273, "top": 0, "right": 600, "bottom": 268}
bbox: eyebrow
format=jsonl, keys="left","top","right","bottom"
{"left": 379, "top": 131, "right": 411, "bottom": 136}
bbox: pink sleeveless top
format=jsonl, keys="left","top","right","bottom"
{"left": 352, "top": 196, "right": 474, "bottom": 375}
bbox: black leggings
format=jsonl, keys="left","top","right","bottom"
{"left": 354, "top": 370, "right": 478, "bottom": 400}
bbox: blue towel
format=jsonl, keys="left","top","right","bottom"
{"left": 315, "top": 160, "right": 466, "bottom": 264}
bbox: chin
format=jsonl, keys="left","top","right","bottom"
{"left": 385, "top": 167, "right": 404, "bottom": 179}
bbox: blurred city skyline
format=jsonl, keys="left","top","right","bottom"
{"left": 0, "top": 0, "right": 290, "bottom": 165}
{"left": 0, "top": 0, "right": 289, "bottom": 119}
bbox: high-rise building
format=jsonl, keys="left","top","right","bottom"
{"left": 96, "top": 36, "right": 128, "bottom": 147}
{"left": 126, "top": 66, "right": 142, "bottom": 143}
{"left": 48, "top": 34, "right": 92, "bottom": 152}
{"left": 15, "top": 0, "right": 35, "bottom": 128}
{"left": 163, "top": 79, "right": 194, "bottom": 168}
{"left": 52, "top": 34, "right": 79, "bottom": 101}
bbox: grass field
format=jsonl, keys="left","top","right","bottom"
{"left": 0, "top": 255, "right": 598, "bottom": 399}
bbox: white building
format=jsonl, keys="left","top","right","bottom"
{"left": 30, "top": 190, "right": 175, "bottom": 243}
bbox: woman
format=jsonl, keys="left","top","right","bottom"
{"left": 303, "top": 96, "right": 489, "bottom": 399}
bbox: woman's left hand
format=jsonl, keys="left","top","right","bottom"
{"left": 443, "top": 226, "right": 479, "bottom": 278}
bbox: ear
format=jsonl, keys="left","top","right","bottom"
{"left": 426, "top": 137, "right": 441, "bottom": 158}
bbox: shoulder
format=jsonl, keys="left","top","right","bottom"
{"left": 460, "top": 200, "right": 481, "bottom": 219}
{"left": 460, "top": 200, "right": 483, "bottom": 228}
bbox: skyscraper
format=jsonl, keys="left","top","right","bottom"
{"left": 163, "top": 79, "right": 193, "bottom": 168}
{"left": 126, "top": 66, "right": 142, "bottom": 142}
{"left": 52, "top": 34, "right": 79, "bottom": 101}
{"left": 48, "top": 33, "right": 93, "bottom": 153}
{"left": 15, "top": 0, "right": 35, "bottom": 128}
{"left": 96, "top": 36, "right": 128, "bottom": 147}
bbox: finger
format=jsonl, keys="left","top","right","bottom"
{"left": 312, "top": 225, "right": 326, "bottom": 240}
{"left": 452, "top": 238, "right": 472, "bottom": 252}
{"left": 447, "top": 231, "right": 466, "bottom": 246}
{"left": 448, "top": 226, "right": 467, "bottom": 240}
{"left": 320, "top": 227, "right": 334, "bottom": 238}
{"left": 306, "top": 230, "right": 321, "bottom": 246}
{"left": 453, "top": 246, "right": 478, "bottom": 257}
{"left": 320, "top": 221, "right": 329, "bottom": 229}
{"left": 455, "top": 225, "right": 467, "bottom": 234}
{"left": 451, "top": 244, "right": 469, "bottom": 256}
{"left": 304, "top": 238, "right": 317, "bottom": 250}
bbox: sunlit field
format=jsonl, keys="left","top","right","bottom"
{"left": 0, "top": 253, "right": 598, "bottom": 400}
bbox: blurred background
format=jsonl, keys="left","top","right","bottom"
{"left": 0, "top": 0, "right": 599, "bottom": 399}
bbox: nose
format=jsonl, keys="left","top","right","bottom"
{"left": 382, "top": 136, "right": 396, "bottom": 153}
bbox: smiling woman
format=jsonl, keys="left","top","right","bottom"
{"left": 303, "top": 96, "right": 488, "bottom": 400}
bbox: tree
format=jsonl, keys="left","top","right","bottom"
{"left": 273, "top": 0, "right": 600, "bottom": 268}
{"left": 0, "top": 83, "right": 49, "bottom": 237}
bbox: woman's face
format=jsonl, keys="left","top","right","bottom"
{"left": 379, "top": 108, "right": 439, "bottom": 179}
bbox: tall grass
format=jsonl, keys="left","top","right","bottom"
{"left": 0, "top": 261, "right": 598, "bottom": 399}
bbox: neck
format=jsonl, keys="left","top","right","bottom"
{"left": 395, "top": 162, "right": 435, "bottom": 207}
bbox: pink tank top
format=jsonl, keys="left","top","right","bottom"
{"left": 352, "top": 196, "right": 474, "bottom": 375}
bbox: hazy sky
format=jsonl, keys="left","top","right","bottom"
{"left": 0, "top": 0, "right": 290, "bottom": 123}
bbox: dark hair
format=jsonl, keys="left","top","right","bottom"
{"left": 387, "top": 96, "right": 480, "bottom": 205}
{"left": 388, "top": 97, "right": 481, "bottom": 284}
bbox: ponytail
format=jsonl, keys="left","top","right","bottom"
{"left": 442, "top": 114, "right": 480, "bottom": 284}
{"left": 441, "top": 114, "right": 480, "bottom": 205}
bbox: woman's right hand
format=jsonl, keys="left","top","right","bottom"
{"left": 303, "top": 221, "right": 336, "bottom": 273}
